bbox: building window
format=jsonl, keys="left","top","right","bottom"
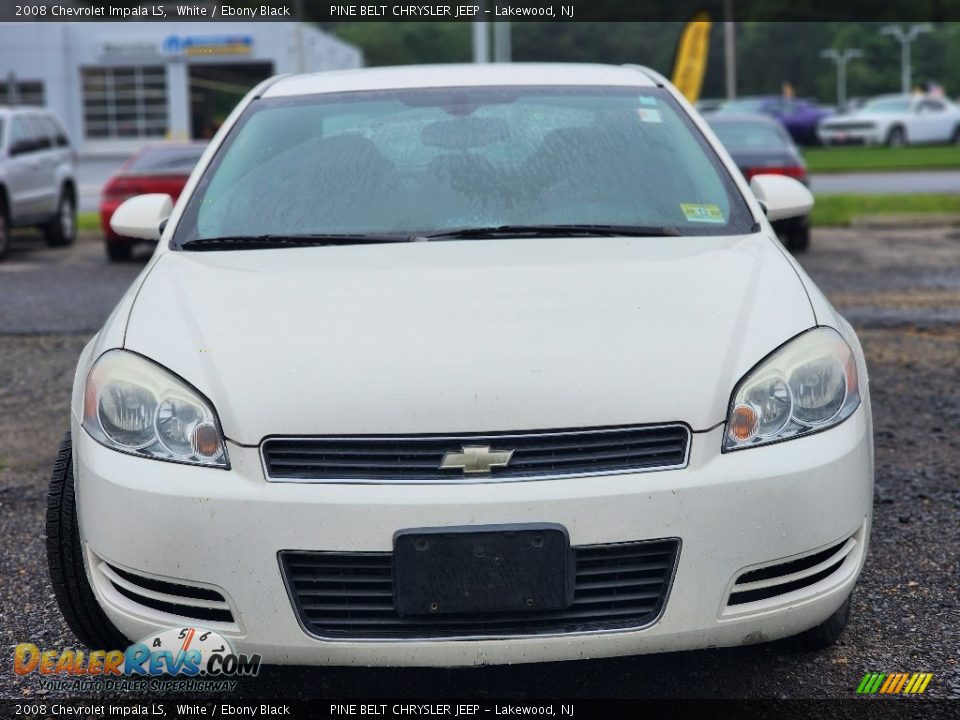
{"left": 0, "top": 80, "right": 45, "bottom": 106}
{"left": 81, "top": 66, "right": 167, "bottom": 139}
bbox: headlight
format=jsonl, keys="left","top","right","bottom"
{"left": 83, "top": 350, "right": 228, "bottom": 467}
{"left": 723, "top": 328, "right": 861, "bottom": 451}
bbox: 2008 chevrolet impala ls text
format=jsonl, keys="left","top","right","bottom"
{"left": 47, "top": 64, "right": 873, "bottom": 666}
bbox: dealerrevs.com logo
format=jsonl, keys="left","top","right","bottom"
{"left": 14, "top": 627, "right": 261, "bottom": 692}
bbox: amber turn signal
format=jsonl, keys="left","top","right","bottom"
{"left": 728, "top": 404, "right": 758, "bottom": 443}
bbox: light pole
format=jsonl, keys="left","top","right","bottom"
{"left": 820, "top": 48, "right": 862, "bottom": 109}
{"left": 493, "top": 22, "right": 511, "bottom": 62}
{"left": 723, "top": 0, "right": 736, "bottom": 99}
{"left": 472, "top": 2, "right": 489, "bottom": 63}
{"left": 880, "top": 24, "right": 933, "bottom": 94}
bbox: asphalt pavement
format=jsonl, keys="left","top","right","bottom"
{"left": 0, "top": 228, "right": 958, "bottom": 700}
{"left": 810, "top": 170, "right": 960, "bottom": 195}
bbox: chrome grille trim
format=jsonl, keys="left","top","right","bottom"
{"left": 261, "top": 424, "right": 691, "bottom": 484}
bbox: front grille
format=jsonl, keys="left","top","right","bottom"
{"left": 280, "top": 539, "right": 679, "bottom": 639}
{"left": 823, "top": 122, "right": 875, "bottom": 132}
{"left": 262, "top": 424, "right": 690, "bottom": 482}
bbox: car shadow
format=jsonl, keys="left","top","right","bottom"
{"left": 227, "top": 640, "right": 819, "bottom": 699}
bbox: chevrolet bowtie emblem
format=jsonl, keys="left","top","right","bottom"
{"left": 440, "top": 445, "right": 514, "bottom": 474}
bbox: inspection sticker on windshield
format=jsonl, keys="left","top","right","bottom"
{"left": 638, "top": 96, "right": 657, "bottom": 106}
{"left": 681, "top": 203, "right": 725, "bottom": 224}
{"left": 637, "top": 108, "right": 662, "bottom": 123}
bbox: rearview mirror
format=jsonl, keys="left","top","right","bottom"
{"left": 110, "top": 194, "right": 173, "bottom": 241}
{"left": 749, "top": 174, "right": 814, "bottom": 222}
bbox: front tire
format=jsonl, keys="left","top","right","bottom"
{"left": 885, "top": 126, "right": 906, "bottom": 148}
{"left": 789, "top": 597, "right": 850, "bottom": 651}
{"left": 106, "top": 241, "right": 133, "bottom": 262}
{"left": 0, "top": 200, "right": 9, "bottom": 261}
{"left": 44, "top": 189, "right": 77, "bottom": 247}
{"left": 47, "top": 432, "right": 128, "bottom": 649}
{"left": 786, "top": 225, "right": 810, "bottom": 253}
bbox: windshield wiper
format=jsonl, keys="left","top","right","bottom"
{"left": 417, "top": 224, "right": 683, "bottom": 240}
{"left": 180, "top": 234, "right": 414, "bottom": 251}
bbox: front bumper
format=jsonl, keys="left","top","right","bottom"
{"left": 73, "top": 407, "right": 873, "bottom": 666}
{"left": 817, "top": 127, "right": 885, "bottom": 146}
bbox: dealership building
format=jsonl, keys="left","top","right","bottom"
{"left": 0, "top": 22, "right": 362, "bottom": 155}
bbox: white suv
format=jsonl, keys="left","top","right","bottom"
{"left": 0, "top": 107, "right": 78, "bottom": 259}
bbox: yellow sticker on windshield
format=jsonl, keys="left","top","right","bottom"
{"left": 680, "top": 203, "right": 725, "bottom": 224}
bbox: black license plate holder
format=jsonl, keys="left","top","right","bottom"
{"left": 393, "top": 524, "right": 573, "bottom": 616}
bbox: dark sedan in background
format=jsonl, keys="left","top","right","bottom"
{"left": 717, "top": 96, "right": 834, "bottom": 146}
{"left": 100, "top": 143, "right": 205, "bottom": 261}
{"left": 707, "top": 113, "right": 811, "bottom": 252}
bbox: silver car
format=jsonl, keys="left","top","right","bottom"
{"left": 0, "top": 106, "right": 78, "bottom": 259}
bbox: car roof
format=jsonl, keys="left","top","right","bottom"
{"left": 134, "top": 142, "right": 207, "bottom": 153}
{"left": 0, "top": 105, "right": 51, "bottom": 115}
{"left": 723, "top": 95, "right": 777, "bottom": 102}
{"left": 706, "top": 112, "right": 782, "bottom": 127}
{"left": 264, "top": 63, "right": 658, "bottom": 98}
{"left": 865, "top": 94, "right": 913, "bottom": 102}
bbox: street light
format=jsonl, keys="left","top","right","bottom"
{"left": 820, "top": 48, "right": 863, "bottom": 109}
{"left": 472, "top": 1, "right": 489, "bottom": 63}
{"left": 880, "top": 24, "right": 933, "bottom": 94}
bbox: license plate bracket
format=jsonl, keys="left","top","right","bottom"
{"left": 393, "top": 524, "right": 573, "bottom": 616}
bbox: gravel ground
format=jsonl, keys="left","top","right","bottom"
{"left": 0, "top": 227, "right": 957, "bottom": 700}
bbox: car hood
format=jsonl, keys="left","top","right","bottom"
{"left": 125, "top": 235, "right": 815, "bottom": 443}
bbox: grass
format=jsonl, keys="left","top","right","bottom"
{"left": 804, "top": 145, "right": 960, "bottom": 174}
{"left": 77, "top": 212, "right": 99, "bottom": 232}
{"left": 811, "top": 193, "right": 960, "bottom": 226}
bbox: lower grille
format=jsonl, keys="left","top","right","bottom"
{"left": 280, "top": 539, "right": 679, "bottom": 639}
{"left": 727, "top": 536, "right": 858, "bottom": 607}
{"left": 263, "top": 424, "right": 690, "bottom": 482}
{"left": 98, "top": 561, "right": 235, "bottom": 625}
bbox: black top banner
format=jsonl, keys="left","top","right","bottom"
{"left": 5, "top": 0, "right": 960, "bottom": 22}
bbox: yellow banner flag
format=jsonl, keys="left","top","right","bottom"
{"left": 671, "top": 12, "right": 713, "bottom": 104}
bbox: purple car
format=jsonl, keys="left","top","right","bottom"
{"left": 718, "top": 96, "right": 834, "bottom": 145}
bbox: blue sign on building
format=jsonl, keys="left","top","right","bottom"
{"left": 162, "top": 35, "right": 254, "bottom": 56}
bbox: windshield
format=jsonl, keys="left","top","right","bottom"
{"left": 172, "top": 85, "right": 754, "bottom": 246}
{"left": 861, "top": 98, "right": 911, "bottom": 113}
{"left": 709, "top": 121, "right": 791, "bottom": 149}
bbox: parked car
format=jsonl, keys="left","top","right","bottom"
{"left": 695, "top": 98, "right": 725, "bottom": 114}
{"left": 0, "top": 106, "right": 77, "bottom": 260}
{"left": 707, "top": 113, "right": 811, "bottom": 252}
{"left": 101, "top": 143, "right": 206, "bottom": 261}
{"left": 719, "top": 96, "right": 834, "bottom": 145}
{"left": 818, "top": 94, "right": 960, "bottom": 146}
{"left": 48, "top": 64, "right": 873, "bottom": 666}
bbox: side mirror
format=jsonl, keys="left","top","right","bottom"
{"left": 749, "top": 174, "right": 814, "bottom": 222}
{"left": 110, "top": 194, "right": 173, "bottom": 241}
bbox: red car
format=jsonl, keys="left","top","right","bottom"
{"left": 100, "top": 143, "right": 206, "bottom": 261}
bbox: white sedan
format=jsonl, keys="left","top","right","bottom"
{"left": 818, "top": 93, "right": 960, "bottom": 146}
{"left": 48, "top": 63, "right": 873, "bottom": 667}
